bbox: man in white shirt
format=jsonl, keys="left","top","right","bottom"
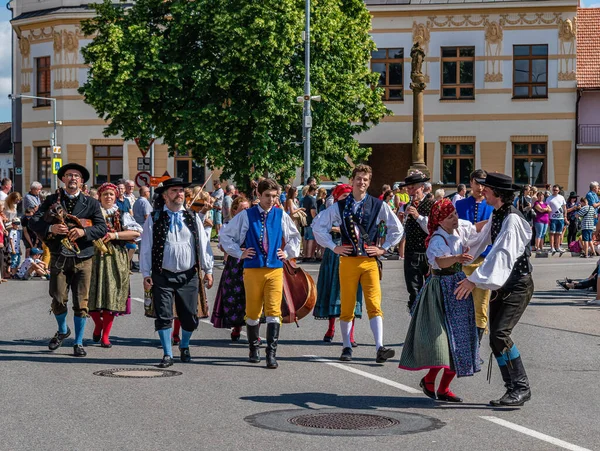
{"left": 312, "top": 164, "right": 404, "bottom": 363}
{"left": 451, "top": 184, "right": 466, "bottom": 206}
{"left": 0, "top": 178, "right": 12, "bottom": 201}
{"left": 455, "top": 172, "right": 533, "bottom": 407}
{"left": 220, "top": 178, "right": 300, "bottom": 369}
{"left": 546, "top": 185, "right": 568, "bottom": 254}
{"left": 141, "top": 178, "right": 214, "bottom": 368}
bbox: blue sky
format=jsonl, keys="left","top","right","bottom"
{"left": 0, "top": 0, "right": 598, "bottom": 124}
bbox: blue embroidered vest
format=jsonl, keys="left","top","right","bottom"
{"left": 337, "top": 195, "right": 383, "bottom": 257}
{"left": 243, "top": 206, "right": 284, "bottom": 269}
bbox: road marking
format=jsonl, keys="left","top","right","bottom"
{"left": 304, "top": 355, "right": 421, "bottom": 394}
{"left": 480, "top": 416, "right": 592, "bottom": 451}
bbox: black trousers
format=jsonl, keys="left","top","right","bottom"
{"left": 153, "top": 267, "right": 199, "bottom": 332}
{"left": 567, "top": 220, "right": 579, "bottom": 245}
{"left": 488, "top": 274, "right": 534, "bottom": 356}
{"left": 403, "top": 252, "right": 429, "bottom": 308}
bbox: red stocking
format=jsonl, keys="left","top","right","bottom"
{"left": 350, "top": 319, "right": 356, "bottom": 344}
{"left": 232, "top": 326, "right": 242, "bottom": 337}
{"left": 173, "top": 319, "right": 181, "bottom": 337}
{"left": 90, "top": 312, "right": 103, "bottom": 336}
{"left": 101, "top": 313, "right": 115, "bottom": 346}
{"left": 437, "top": 369, "right": 456, "bottom": 395}
{"left": 325, "top": 317, "right": 336, "bottom": 338}
{"left": 424, "top": 368, "right": 441, "bottom": 390}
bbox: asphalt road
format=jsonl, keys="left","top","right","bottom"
{"left": 0, "top": 257, "right": 598, "bottom": 451}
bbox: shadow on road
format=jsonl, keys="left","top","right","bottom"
{"left": 239, "top": 391, "right": 515, "bottom": 412}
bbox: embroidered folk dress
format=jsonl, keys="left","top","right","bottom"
{"left": 399, "top": 221, "right": 481, "bottom": 377}
{"left": 88, "top": 206, "right": 142, "bottom": 315}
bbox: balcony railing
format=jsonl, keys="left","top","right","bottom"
{"left": 579, "top": 124, "right": 600, "bottom": 146}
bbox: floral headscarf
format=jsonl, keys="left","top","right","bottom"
{"left": 426, "top": 198, "right": 455, "bottom": 247}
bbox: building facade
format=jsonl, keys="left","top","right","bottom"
{"left": 9, "top": 0, "right": 579, "bottom": 193}
{"left": 9, "top": 0, "right": 210, "bottom": 194}
{"left": 363, "top": 0, "right": 578, "bottom": 193}
{"left": 575, "top": 7, "right": 600, "bottom": 197}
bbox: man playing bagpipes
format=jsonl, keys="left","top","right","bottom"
{"left": 29, "top": 163, "right": 107, "bottom": 357}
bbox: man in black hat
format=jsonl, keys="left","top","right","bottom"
{"left": 140, "top": 178, "right": 214, "bottom": 368}
{"left": 29, "top": 163, "right": 107, "bottom": 357}
{"left": 398, "top": 171, "right": 435, "bottom": 311}
{"left": 455, "top": 172, "right": 533, "bottom": 407}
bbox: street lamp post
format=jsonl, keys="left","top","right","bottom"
{"left": 9, "top": 94, "right": 62, "bottom": 189}
{"left": 297, "top": 0, "right": 321, "bottom": 185}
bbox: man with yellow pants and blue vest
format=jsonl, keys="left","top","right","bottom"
{"left": 313, "top": 164, "right": 404, "bottom": 363}
{"left": 220, "top": 178, "right": 301, "bottom": 369}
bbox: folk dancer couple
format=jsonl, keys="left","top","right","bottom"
{"left": 400, "top": 172, "right": 534, "bottom": 407}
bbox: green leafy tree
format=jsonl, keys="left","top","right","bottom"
{"left": 80, "top": 0, "right": 389, "bottom": 186}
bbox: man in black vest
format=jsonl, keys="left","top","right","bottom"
{"left": 455, "top": 173, "right": 534, "bottom": 407}
{"left": 140, "top": 178, "right": 214, "bottom": 368}
{"left": 29, "top": 163, "right": 107, "bottom": 357}
{"left": 313, "top": 164, "right": 403, "bottom": 363}
{"left": 398, "top": 172, "right": 435, "bottom": 311}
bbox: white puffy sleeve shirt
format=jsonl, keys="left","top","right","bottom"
{"left": 219, "top": 207, "right": 301, "bottom": 260}
{"left": 426, "top": 220, "right": 476, "bottom": 269}
{"left": 466, "top": 214, "right": 532, "bottom": 291}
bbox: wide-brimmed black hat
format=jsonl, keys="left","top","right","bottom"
{"left": 568, "top": 191, "right": 578, "bottom": 199}
{"left": 475, "top": 172, "right": 521, "bottom": 192}
{"left": 398, "top": 172, "right": 430, "bottom": 187}
{"left": 57, "top": 163, "right": 90, "bottom": 184}
{"left": 155, "top": 177, "right": 191, "bottom": 194}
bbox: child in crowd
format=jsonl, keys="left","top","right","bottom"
{"left": 8, "top": 218, "right": 22, "bottom": 277}
{"left": 578, "top": 197, "right": 598, "bottom": 258}
{"left": 16, "top": 248, "right": 49, "bottom": 280}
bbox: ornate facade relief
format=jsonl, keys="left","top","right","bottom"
{"left": 412, "top": 22, "right": 431, "bottom": 83}
{"left": 557, "top": 18, "right": 576, "bottom": 81}
{"left": 19, "top": 35, "right": 31, "bottom": 93}
{"left": 484, "top": 20, "right": 503, "bottom": 82}
{"left": 53, "top": 28, "right": 81, "bottom": 89}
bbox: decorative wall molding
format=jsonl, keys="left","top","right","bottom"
{"left": 53, "top": 28, "right": 81, "bottom": 90}
{"left": 439, "top": 136, "right": 476, "bottom": 142}
{"left": 90, "top": 139, "right": 124, "bottom": 146}
{"left": 557, "top": 18, "right": 576, "bottom": 81}
{"left": 510, "top": 135, "right": 548, "bottom": 142}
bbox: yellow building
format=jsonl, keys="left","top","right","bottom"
{"left": 363, "top": 0, "right": 578, "bottom": 192}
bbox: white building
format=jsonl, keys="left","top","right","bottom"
{"left": 9, "top": 0, "right": 578, "bottom": 193}
{"left": 363, "top": 0, "right": 577, "bottom": 193}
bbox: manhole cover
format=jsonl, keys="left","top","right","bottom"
{"left": 288, "top": 412, "right": 399, "bottom": 430}
{"left": 93, "top": 368, "right": 182, "bottom": 378}
{"left": 245, "top": 409, "right": 444, "bottom": 436}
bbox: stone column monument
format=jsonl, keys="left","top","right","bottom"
{"left": 409, "top": 41, "right": 430, "bottom": 177}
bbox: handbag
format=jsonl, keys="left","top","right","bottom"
{"left": 291, "top": 209, "right": 307, "bottom": 228}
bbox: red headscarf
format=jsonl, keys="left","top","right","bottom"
{"left": 97, "top": 183, "right": 119, "bottom": 196}
{"left": 426, "top": 198, "right": 455, "bottom": 247}
{"left": 332, "top": 184, "right": 352, "bottom": 202}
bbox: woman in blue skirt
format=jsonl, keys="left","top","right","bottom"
{"left": 399, "top": 198, "right": 481, "bottom": 402}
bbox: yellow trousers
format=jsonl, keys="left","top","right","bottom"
{"left": 462, "top": 257, "right": 490, "bottom": 330}
{"left": 42, "top": 243, "right": 51, "bottom": 267}
{"left": 339, "top": 257, "right": 382, "bottom": 321}
{"left": 243, "top": 267, "right": 283, "bottom": 321}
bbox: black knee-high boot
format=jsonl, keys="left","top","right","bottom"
{"left": 501, "top": 356, "right": 531, "bottom": 406}
{"left": 247, "top": 324, "right": 261, "bottom": 363}
{"left": 489, "top": 364, "right": 513, "bottom": 406}
{"left": 265, "top": 323, "right": 280, "bottom": 369}
{"left": 477, "top": 327, "right": 485, "bottom": 344}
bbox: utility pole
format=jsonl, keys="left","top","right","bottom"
{"left": 297, "top": 0, "right": 320, "bottom": 185}
{"left": 10, "top": 94, "right": 62, "bottom": 189}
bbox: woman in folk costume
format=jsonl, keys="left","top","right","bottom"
{"left": 313, "top": 184, "right": 363, "bottom": 346}
{"left": 211, "top": 196, "right": 252, "bottom": 341}
{"left": 399, "top": 198, "right": 481, "bottom": 402}
{"left": 88, "top": 183, "right": 143, "bottom": 348}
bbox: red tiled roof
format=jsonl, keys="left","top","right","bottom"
{"left": 577, "top": 8, "right": 600, "bottom": 89}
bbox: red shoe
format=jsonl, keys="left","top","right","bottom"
{"left": 436, "top": 390, "right": 463, "bottom": 403}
